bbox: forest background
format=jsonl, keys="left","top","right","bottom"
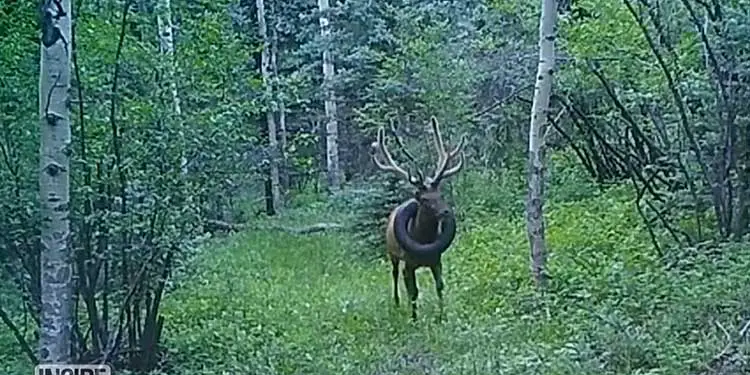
{"left": 1, "top": 0, "right": 750, "bottom": 374}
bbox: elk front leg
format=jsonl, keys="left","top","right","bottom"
{"left": 403, "top": 265, "right": 418, "bottom": 321}
{"left": 430, "top": 262, "right": 444, "bottom": 321}
{"left": 390, "top": 257, "right": 400, "bottom": 306}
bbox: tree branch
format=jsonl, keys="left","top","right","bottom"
{"left": 0, "top": 306, "right": 36, "bottom": 364}
{"left": 205, "top": 219, "right": 344, "bottom": 235}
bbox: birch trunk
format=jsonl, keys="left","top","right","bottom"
{"left": 270, "top": 0, "right": 286, "bottom": 152}
{"left": 156, "top": 0, "right": 186, "bottom": 175}
{"left": 526, "top": 0, "right": 558, "bottom": 289}
{"left": 269, "top": 0, "right": 287, "bottom": 189}
{"left": 39, "top": 0, "right": 74, "bottom": 363}
{"left": 257, "top": 0, "right": 282, "bottom": 211}
{"left": 317, "top": 0, "right": 340, "bottom": 191}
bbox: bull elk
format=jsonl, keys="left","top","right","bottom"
{"left": 371, "top": 117, "right": 466, "bottom": 321}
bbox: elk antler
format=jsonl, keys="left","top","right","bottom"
{"left": 372, "top": 126, "right": 424, "bottom": 186}
{"left": 428, "top": 116, "right": 466, "bottom": 185}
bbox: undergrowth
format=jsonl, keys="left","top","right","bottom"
{"left": 155, "top": 162, "right": 749, "bottom": 374}
{"left": 2, "top": 160, "right": 749, "bottom": 374}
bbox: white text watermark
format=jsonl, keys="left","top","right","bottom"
{"left": 34, "top": 364, "right": 112, "bottom": 375}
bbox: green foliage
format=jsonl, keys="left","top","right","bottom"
{"left": 546, "top": 149, "right": 602, "bottom": 204}
{"left": 351, "top": 1, "right": 480, "bottom": 152}
{"left": 1, "top": 0, "right": 268, "bottom": 369}
{"left": 0, "top": 280, "right": 30, "bottom": 375}
{"left": 448, "top": 168, "right": 524, "bottom": 233}
{"left": 557, "top": 0, "right": 674, "bottom": 97}
{"left": 453, "top": 154, "right": 601, "bottom": 226}
{"left": 553, "top": 0, "right": 750, "bottom": 244}
{"left": 333, "top": 174, "right": 408, "bottom": 260}
{"left": 141, "top": 172, "right": 750, "bottom": 375}
{"left": 3, "top": 0, "right": 750, "bottom": 372}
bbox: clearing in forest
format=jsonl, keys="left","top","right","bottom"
{"left": 160, "top": 186, "right": 750, "bottom": 375}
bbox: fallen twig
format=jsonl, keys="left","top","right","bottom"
{"left": 206, "top": 219, "right": 344, "bottom": 235}
{"left": 695, "top": 318, "right": 750, "bottom": 374}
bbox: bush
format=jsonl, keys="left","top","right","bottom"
{"left": 133, "top": 165, "right": 750, "bottom": 375}
{"left": 329, "top": 174, "right": 408, "bottom": 260}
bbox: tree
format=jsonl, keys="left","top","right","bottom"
{"left": 269, "top": 0, "right": 287, "bottom": 166}
{"left": 257, "top": 0, "right": 283, "bottom": 211}
{"left": 156, "top": 0, "right": 186, "bottom": 175}
{"left": 526, "top": 0, "right": 558, "bottom": 289}
{"left": 317, "top": 0, "right": 340, "bottom": 191}
{"left": 38, "top": 0, "right": 74, "bottom": 363}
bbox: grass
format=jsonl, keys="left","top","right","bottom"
{"left": 2, "top": 164, "right": 750, "bottom": 374}
{"left": 156, "top": 170, "right": 750, "bottom": 374}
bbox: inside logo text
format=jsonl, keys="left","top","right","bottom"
{"left": 34, "top": 364, "right": 112, "bottom": 375}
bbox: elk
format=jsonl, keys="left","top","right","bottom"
{"left": 371, "top": 117, "right": 466, "bottom": 321}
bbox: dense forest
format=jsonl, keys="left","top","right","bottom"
{"left": 1, "top": 0, "right": 750, "bottom": 373}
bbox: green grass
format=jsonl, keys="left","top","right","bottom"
{"left": 2, "top": 168, "right": 750, "bottom": 374}
{"left": 0, "top": 279, "right": 33, "bottom": 375}
{"left": 157, "top": 175, "right": 750, "bottom": 374}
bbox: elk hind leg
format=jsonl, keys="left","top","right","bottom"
{"left": 403, "top": 264, "right": 419, "bottom": 321}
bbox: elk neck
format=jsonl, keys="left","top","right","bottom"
{"left": 409, "top": 203, "right": 441, "bottom": 244}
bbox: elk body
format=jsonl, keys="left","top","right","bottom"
{"left": 372, "top": 117, "right": 466, "bottom": 321}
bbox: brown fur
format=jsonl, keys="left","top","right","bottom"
{"left": 372, "top": 117, "right": 466, "bottom": 321}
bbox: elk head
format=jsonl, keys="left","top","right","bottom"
{"left": 372, "top": 117, "right": 466, "bottom": 257}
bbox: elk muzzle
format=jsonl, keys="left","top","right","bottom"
{"left": 436, "top": 206, "right": 451, "bottom": 219}
{"left": 393, "top": 200, "right": 457, "bottom": 257}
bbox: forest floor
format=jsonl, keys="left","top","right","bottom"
{"left": 2, "top": 171, "right": 750, "bottom": 374}
{"left": 157, "top": 176, "right": 750, "bottom": 375}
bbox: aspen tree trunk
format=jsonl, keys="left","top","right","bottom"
{"left": 317, "top": 0, "right": 341, "bottom": 191}
{"left": 257, "top": 0, "right": 282, "bottom": 211}
{"left": 270, "top": 0, "right": 287, "bottom": 188}
{"left": 156, "top": 0, "right": 186, "bottom": 175}
{"left": 39, "top": 0, "right": 74, "bottom": 363}
{"left": 526, "top": 0, "right": 558, "bottom": 289}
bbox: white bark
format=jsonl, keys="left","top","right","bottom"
{"left": 38, "top": 0, "right": 74, "bottom": 363}
{"left": 317, "top": 0, "right": 340, "bottom": 191}
{"left": 257, "top": 0, "right": 282, "bottom": 210}
{"left": 269, "top": 0, "right": 286, "bottom": 153}
{"left": 269, "top": 0, "right": 287, "bottom": 191}
{"left": 526, "top": 0, "right": 558, "bottom": 289}
{"left": 156, "top": 0, "right": 187, "bottom": 174}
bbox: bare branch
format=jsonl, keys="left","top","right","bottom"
{"left": 697, "top": 318, "right": 750, "bottom": 374}
{"left": 0, "top": 306, "right": 36, "bottom": 364}
{"left": 206, "top": 219, "right": 344, "bottom": 234}
{"left": 542, "top": 107, "right": 567, "bottom": 144}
